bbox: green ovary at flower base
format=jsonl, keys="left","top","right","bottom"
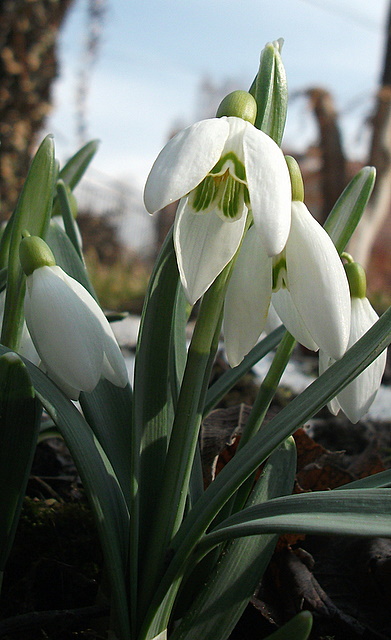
{"left": 223, "top": 159, "right": 351, "bottom": 367}
{"left": 19, "top": 235, "right": 128, "bottom": 400}
{"left": 319, "top": 256, "right": 387, "bottom": 423}
{"left": 143, "top": 90, "right": 292, "bottom": 305}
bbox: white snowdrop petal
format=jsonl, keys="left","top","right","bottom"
{"left": 272, "top": 288, "right": 319, "bottom": 352}
{"left": 24, "top": 267, "right": 103, "bottom": 391}
{"left": 174, "top": 197, "right": 248, "bottom": 305}
{"left": 223, "top": 227, "right": 272, "bottom": 367}
{"left": 43, "top": 365, "right": 82, "bottom": 400}
{"left": 101, "top": 333, "right": 129, "bottom": 388}
{"left": 243, "top": 124, "right": 291, "bottom": 256}
{"left": 264, "top": 303, "right": 283, "bottom": 335}
{"left": 336, "top": 298, "right": 387, "bottom": 423}
{"left": 19, "top": 323, "right": 40, "bottom": 366}
{"left": 144, "top": 118, "right": 229, "bottom": 214}
{"left": 286, "top": 202, "right": 350, "bottom": 359}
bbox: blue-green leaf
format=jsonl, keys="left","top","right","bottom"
{"left": 170, "top": 438, "right": 296, "bottom": 640}
{"left": 0, "top": 345, "right": 130, "bottom": 639}
{"left": 0, "top": 353, "right": 41, "bottom": 578}
{"left": 324, "top": 166, "right": 376, "bottom": 254}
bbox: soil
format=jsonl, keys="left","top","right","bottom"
{"left": 1, "top": 349, "right": 391, "bottom": 640}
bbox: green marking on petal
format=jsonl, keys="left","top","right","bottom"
{"left": 243, "top": 184, "right": 250, "bottom": 207}
{"left": 272, "top": 256, "right": 287, "bottom": 291}
{"left": 209, "top": 152, "right": 246, "bottom": 182}
{"left": 218, "top": 176, "right": 247, "bottom": 220}
{"left": 191, "top": 176, "right": 218, "bottom": 212}
{"left": 221, "top": 175, "right": 238, "bottom": 219}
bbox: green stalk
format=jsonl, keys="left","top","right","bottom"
{"left": 137, "top": 267, "right": 229, "bottom": 624}
{"left": 229, "top": 331, "right": 296, "bottom": 514}
{"left": 238, "top": 331, "right": 296, "bottom": 450}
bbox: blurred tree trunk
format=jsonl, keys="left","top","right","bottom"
{"left": 0, "top": 0, "right": 74, "bottom": 220}
{"left": 306, "top": 87, "right": 347, "bottom": 224}
{"left": 349, "top": 1, "right": 391, "bottom": 267}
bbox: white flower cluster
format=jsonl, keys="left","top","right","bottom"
{"left": 144, "top": 112, "right": 386, "bottom": 422}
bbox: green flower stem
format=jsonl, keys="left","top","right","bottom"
{"left": 215, "top": 330, "right": 296, "bottom": 526}
{"left": 137, "top": 267, "right": 229, "bottom": 624}
{"left": 239, "top": 330, "right": 296, "bottom": 450}
{"left": 230, "top": 330, "right": 296, "bottom": 514}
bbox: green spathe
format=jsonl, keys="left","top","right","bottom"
{"left": 216, "top": 90, "right": 257, "bottom": 125}
{"left": 19, "top": 235, "right": 56, "bottom": 276}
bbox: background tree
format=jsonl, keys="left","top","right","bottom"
{"left": 306, "top": 0, "right": 391, "bottom": 269}
{"left": 0, "top": 0, "right": 75, "bottom": 220}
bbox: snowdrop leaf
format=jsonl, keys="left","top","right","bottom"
{"left": 80, "top": 379, "right": 133, "bottom": 509}
{"left": 0, "top": 344, "right": 130, "bottom": 640}
{"left": 200, "top": 489, "right": 391, "bottom": 552}
{"left": 170, "top": 438, "right": 296, "bottom": 640}
{"left": 324, "top": 166, "right": 376, "bottom": 253}
{"left": 57, "top": 139, "right": 100, "bottom": 191}
{"left": 164, "top": 306, "right": 391, "bottom": 581}
{"left": 55, "top": 180, "right": 83, "bottom": 260}
{"left": 132, "top": 229, "right": 183, "bottom": 577}
{"left": 263, "top": 612, "right": 313, "bottom": 640}
{"left": 0, "top": 353, "right": 41, "bottom": 572}
{"left": 250, "top": 40, "right": 288, "bottom": 145}
{"left": 51, "top": 140, "right": 100, "bottom": 218}
{"left": 46, "top": 221, "right": 96, "bottom": 297}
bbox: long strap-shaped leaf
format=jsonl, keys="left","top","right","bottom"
{"left": 0, "top": 345, "right": 130, "bottom": 640}
{"left": 131, "top": 228, "right": 181, "bottom": 627}
{"left": 197, "top": 488, "right": 391, "bottom": 556}
{"left": 0, "top": 354, "right": 42, "bottom": 592}
{"left": 80, "top": 379, "right": 133, "bottom": 509}
{"left": 170, "top": 437, "right": 296, "bottom": 640}
{"left": 140, "top": 304, "right": 391, "bottom": 639}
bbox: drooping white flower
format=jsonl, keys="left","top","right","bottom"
{"left": 19, "top": 236, "right": 128, "bottom": 400}
{"left": 144, "top": 102, "right": 291, "bottom": 304}
{"left": 319, "top": 260, "right": 387, "bottom": 423}
{"left": 223, "top": 201, "right": 351, "bottom": 366}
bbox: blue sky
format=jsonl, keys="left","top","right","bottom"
{"left": 45, "top": 0, "right": 390, "bottom": 194}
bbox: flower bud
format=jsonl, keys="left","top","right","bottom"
{"left": 216, "top": 90, "right": 257, "bottom": 124}
{"left": 19, "top": 235, "right": 56, "bottom": 276}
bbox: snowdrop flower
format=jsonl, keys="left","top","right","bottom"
{"left": 19, "top": 235, "right": 128, "bottom": 400}
{"left": 319, "top": 257, "right": 387, "bottom": 423}
{"left": 223, "top": 157, "right": 351, "bottom": 366}
{"left": 144, "top": 90, "right": 291, "bottom": 304}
